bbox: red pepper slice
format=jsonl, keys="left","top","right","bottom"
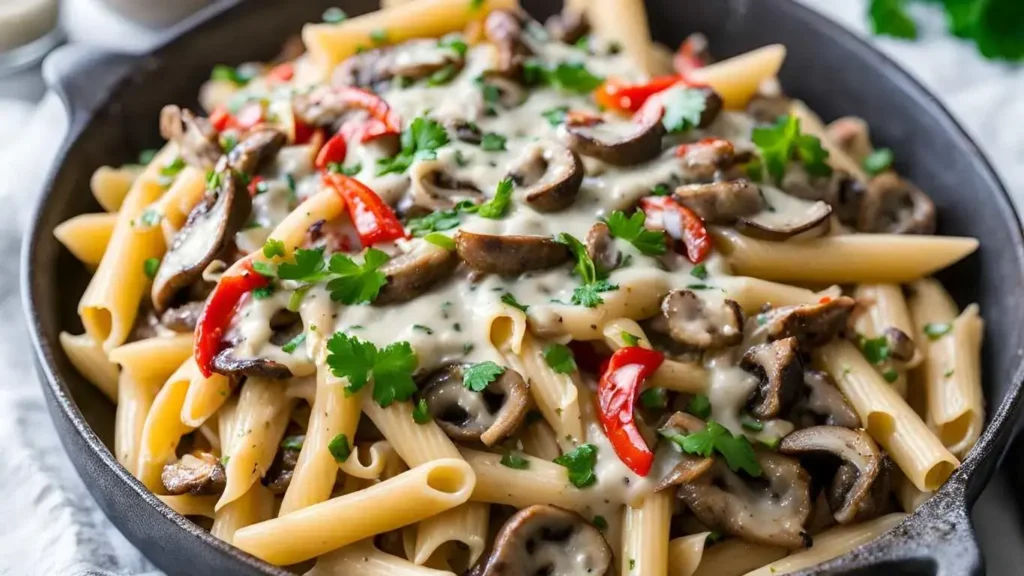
{"left": 247, "top": 175, "right": 265, "bottom": 197}
{"left": 210, "top": 105, "right": 234, "bottom": 132}
{"left": 323, "top": 172, "right": 406, "bottom": 247}
{"left": 673, "top": 36, "right": 709, "bottom": 76}
{"left": 194, "top": 261, "right": 270, "bottom": 377}
{"left": 314, "top": 132, "right": 348, "bottom": 171}
{"left": 598, "top": 346, "right": 665, "bottom": 476}
{"left": 267, "top": 62, "right": 295, "bottom": 83}
{"left": 593, "top": 75, "right": 681, "bottom": 114}
{"left": 640, "top": 196, "right": 712, "bottom": 264}
{"left": 333, "top": 87, "right": 401, "bottom": 142}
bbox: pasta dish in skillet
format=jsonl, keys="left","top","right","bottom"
{"left": 53, "top": 0, "right": 985, "bottom": 574}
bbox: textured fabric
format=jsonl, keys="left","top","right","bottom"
{"left": 0, "top": 1, "right": 1022, "bottom": 575}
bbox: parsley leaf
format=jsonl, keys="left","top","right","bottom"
{"left": 280, "top": 435, "right": 305, "bottom": 451}
{"left": 605, "top": 211, "right": 667, "bottom": 256}
{"left": 423, "top": 232, "right": 456, "bottom": 250}
{"left": 143, "top": 257, "right": 160, "bottom": 279}
{"left": 262, "top": 238, "right": 285, "bottom": 259}
{"left": 501, "top": 292, "right": 529, "bottom": 312}
{"left": 372, "top": 341, "right": 419, "bottom": 407}
{"left": 439, "top": 36, "right": 468, "bottom": 57}
{"left": 407, "top": 200, "right": 477, "bottom": 236}
{"left": 687, "top": 394, "right": 711, "bottom": 419}
{"left": 662, "top": 420, "right": 762, "bottom": 476}
{"left": 480, "top": 132, "right": 507, "bottom": 151}
{"left": 639, "top": 387, "right": 667, "bottom": 410}
{"left": 326, "top": 248, "right": 389, "bottom": 304}
{"left": 477, "top": 178, "right": 513, "bottom": 219}
{"left": 543, "top": 343, "right": 577, "bottom": 374}
{"left": 500, "top": 451, "right": 530, "bottom": 469}
{"left": 592, "top": 515, "right": 609, "bottom": 531}
{"left": 463, "top": 361, "right": 506, "bottom": 392}
{"left": 252, "top": 285, "right": 275, "bottom": 300}
{"left": 210, "top": 65, "right": 254, "bottom": 86}
{"left": 557, "top": 232, "right": 599, "bottom": 284}
{"left": 377, "top": 116, "right": 450, "bottom": 175}
{"left": 276, "top": 247, "right": 328, "bottom": 282}
{"left": 621, "top": 331, "right": 641, "bottom": 346}
{"left": 661, "top": 86, "right": 707, "bottom": 133}
{"left": 545, "top": 62, "right": 604, "bottom": 94}
{"left": 554, "top": 444, "right": 598, "bottom": 488}
{"left": 752, "top": 115, "right": 832, "bottom": 182}
{"left": 869, "top": 0, "right": 919, "bottom": 40}
{"left": 542, "top": 106, "right": 570, "bottom": 126}
{"left": 412, "top": 398, "right": 432, "bottom": 424}
{"left": 883, "top": 368, "right": 900, "bottom": 383}
{"left": 322, "top": 7, "right": 347, "bottom": 23}
{"left": 138, "top": 149, "right": 158, "bottom": 165}
{"left": 859, "top": 335, "right": 890, "bottom": 365}
{"left": 739, "top": 413, "right": 764, "bottom": 432}
{"left": 571, "top": 279, "right": 618, "bottom": 308}
{"left": 690, "top": 263, "right": 708, "bottom": 280}
{"left": 326, "top": 333, "right": 378, "bottom": 392}
{"left": 328, "top": 433, "right": 351, "bottom": 463}
{"left": 924, "top": 322, "right": 953, "bottom": 340}
{"left": 863, "top": 148, "right": 895, "bottom": 175}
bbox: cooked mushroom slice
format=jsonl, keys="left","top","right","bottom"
{"left": 759, "top": 296, "right": 856, "bottom": 347}
{"left": 585, "top": 222, "right": 622, "bottom": 275}
{"left": 692, "top": 86, "right": 725, "bottom": 129}
{"left": 225, "top": 127, "right": 286, "bottom": 175}
{"left": 779, "top": 426, "right": 892, "bottom": 524}
{"left": 561, "top": 103, "right": 666, "bottom": 166}
{"left": 782, "top": 165, "right": 865, "bottom": 226}
{"left": 676, "top": 137, "right": 737, "bottom": 180}
{"left": 485, "top": 9, "right": 531, "bottom": 78}
{"left": 455, "top": 230, "right": 570, "bottom": 276}
{"left": 545, "top": 7, "right": 589, "bottom": 44}
{"left": 376, "top": 240, "right": 458, "bottom": 305}
{"left": 655, "top": 412, "right": 715, "bottom": 492}
{"left": 417, "top": 364, "right": 529, "bottom": 446}
{"left": 451, "top": 119, "right": 483, "bottom": 144}
{"left": 161, "top": 452, "right": 226, "bottom": 495}
{"left": 674, "top": 179, "right": 765, "bottom": 224}
{"left": 884, "top": 327, "right": 916, "bottom": 363}
{"left": 509, "top": 143, "right": 584, "bottom": 212}
{"left": 741, "top": 337, "right": 804, "bottom": 419}
{"left": 333, "top": 39, "right": 465, "bottom": 89}
{"left": 409, "top": 160, "right": 484, "bottom": 212}
{"left": 263, "top": 441, "right": 301, "bottom": 495}
{"left": 677, "top": 451, "right": 812, "bottom": 548}
{"left": 211, "top": 349, "right": 293, "bottom": 379}
{"left": 660, "top": 289, "right": 744, "bottom": 350}
{"left": 468, "top": 505, "right": 612, "bottom": 576}
{"left": 826, "top": 117, "right": 874, "bottom": 165}
{"left": 737, "top": 200, "right": 832, "bottom": 241}
{"left": 160, "top": 300, "right": 206, "bottom": 333}
{"left": 794, "top": 370, "right": 861, "bottom": 429}
{"left": 858, "top": 172, "right": 936, "bottom": 234}
{"left": 151, "top": 170, "right": 252, "bottom": 312}
{"left": 159, "top": 105, "right": 222, "bottom": 170}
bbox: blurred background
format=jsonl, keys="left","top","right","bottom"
{"left": 0, "top": 0, "right": 1022, "bottom": 574}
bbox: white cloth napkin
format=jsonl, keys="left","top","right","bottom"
{"left": 1, "top": 1, "right": 1023, "bottom": 575}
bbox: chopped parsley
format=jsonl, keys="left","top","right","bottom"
{"left": 924, "top": 322, "right": 953, "bottom": 340}
{"left": 469, "top": 0, "right": 484, "bottom": 10}
{"left": 543, "top": 343, "right": 577, "bottom": 374}
{"left": 252, "top": 285, "right": 275, "bottom": 300}
{"left": 480, "top": 132, "right": 508, "bottom": 151}
{"left": 158, "top": 156, "right": 186, "bottom": 186}
{"left": 661, "top": 420, "right": 762, "bottom": 477}
{"left": 944, "top": 368, "right": 955, "bottom": 378}
{"left": 477, "top": 178, "right": 513, "bottom": 219}
{"left": 739, "top": 413, "right": 764, "bottom": 432}
{"left": 592, "top": 515, "right": 608, "bottom": 531}
{"left": 407, "top": 200, "right": 475, "bottom": 236}
{"left": 137, "top": 149, "right": 158, "bottom": 165}
{"left": 544, "top": 62, "right": 604, "bottom": 94}
{"left": 257, "top": 247, "right": 390, "bottom": 305}
{"left": 542, "top": 105, "right": 570, "bottom": 126}
{"left": 376, "top": 116, "right": 450, "bottom": 175}
{"left": 868, "top": 0, "right": 918, "bottom": 40}
{"left": 883, "top": 368, "right": 900, "bottom": 383}
{"left": 556, "top": 232, "right": 618, "bottom": 308}
{"left": 553, "top": 444, "right": 598, "bottom": 488}
{"left": 423, "top": 232, "right": 456, "bottom": 250}
{"left": 327, "top": 162, "right": 362, "bottom": 176}
{"left": 328, "top": 433, "right": 351, "bottom": 463}
{"left": 138, "top": 209, "right": 161, "bottom": 227}
{"left": 262, "top": 238, "right": 285, "bottom": 259}
{"left": 752, "top": 115, "right": 832, "bottom": 182}
{"left": 501, "top": 292, "right": 529, "bottom": 312}
{"left": 639, "top": 388, "right": 667, "bottom": 410}
{"left": 325, "top": 333, "right": 418, "bottom": 407}
{"left": 412, "top": 398, "right": 432, "bottom": 424}
{"left": 412, "top": 324, "right": 434, "bottom": 335}
{"left": 621, "top": 331, "right": 641, "bottom": 346}
{"left": 369, "top": 28, "right": 388, "bottom": 45}
{"left": 321, "top": 7, "right": 347, "bottom": 23}
{"left": 661, "top": 86, "right": 708, "bottom": 133}
{"left": 604, "top": 210, "right": 667, "bottom": 256}
{"left": 439, "top": 37, "right": 468, "bottom": 57}
{"left": 687, "top": 394, "right": 711, "bottom": 419}
{"left": 463, "top": 361, "right": 506, "bottom": 392}
{"left": 210, "top": 64, "right": 254, "bottom": 86}
{"left": 690, "top": 263, "right": 708, "bottom": 280}
{"left": 650, "top": 183, "right": 670, "bottom": 196}
{"left": 863, "top": 147, "right": 895, "bottom": 175}
{"left": 281, "top": 333, "right": 306, "bottom": 354}
{"left": 280, "top": 435, "right": 304, "bottom": 451}
{"left": 500, "top": 451, "right": 530, "bottom": 469}
{"left": 142, "top": 257, "right": 160, "bottom": 279}
{"left": 427, "top": 65, "right": 460, "bottom": 86}
{"left": 859, "top": 335, "right": 890, "bottom": 365}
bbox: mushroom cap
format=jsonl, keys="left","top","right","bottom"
{"left": 825, "top": 117, "right": 874, "bottom": 165}
{"left": 510, "top": 143, "right": 584, "bottom": 213}
{"left": 455, "top": 230, "right": 571, "bottom": 276}
{"left": 468, "top": 505, "right": 612, "bottom": 576}
{"left": 159, "top": 300, "right": 207, "bottom": 333}
{"left": 375, "top": 240, "right": 458, "bottom": 305}
{"left": 759, "top": 296, "right": 855, "bottom": 348}
{"left": 676, "top": 137, "right": 736, "bottom": 181}
{"left": 736, "top": 200, "right": 832, "bottom": 241}
{"left": 560, "top": 102, "right": 666, "bottom": 166}
{"left": 779, "top": 426, "right": 891, "bottom": 524}
{"left": 409, "top": 160, "right": 484, "bottom": 212}
{"left": 224, "top": 127, "right": 286, "bottom": 175}
{"left": 333, "top": 38, "right": 465, "bottom": 89}
{"left": 677, "top": 451, "right": 812, "bottom": 548}
{"left": 740, "top": 336, "right": 804, "bottom": 419}
{"left": 794, "top": 370, "right": 861, "bottom": 429}
{"left": 858, "top": 172, "right": 936, "bottom": 235}
{"left": 211, "top": 348, "right": 293, "bottom": 379}
{"left": 655, "top": 412, "right": 715, "bottom": 492}
{"left": 545, "top": 7, "right": 590, "bottom": 44}
{"left": 484, "top": 9, "right": 532, "bottom": 79}
{"left": 884, "top": 326, "right": 916, "bottom": 363}
{"left": 161, "top": 452, "right": 227, "bottom": 495}
{"left": 151, "top": 169, "right": 252, "bottom": 312}
{"left": 263, "top": 442, "right": 301, "bottom": 495}
{"left": 674, "top": 179, "right": 765, "bottom": 225}
{"left": 585, "top": 222, "right": 622, "bottom": 276}
{"left": 417, "top": 363, "right": 530, "bottom": 446}
{"left": 660, "top": 289, "right": 745, "bottom": 350}
{"left": 159, "top": 105, "right": 222, "bottom": 170}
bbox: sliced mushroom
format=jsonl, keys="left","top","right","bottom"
{"left": 450, "top": 119, "right": 483, "bottom": 145}
{"left": 484, "top": 9, "right": 532, "bottom": 79}
{"left": 211, "top": 349, "right": 293, "bottom": 379}
{"left": 545, "top": 7, "right": 589, "bottom": 44}
{"left": 741, "top": 337, "right": 804, "bottom": 419}
{"left": 673, "top": 179, "right": 765, "bottom": 224}
{"left": 159, "top": 300, "right": 206, "bottom": 333}
{"left": 759, "top": 296, "right": 855, "bottom": 347}
{"left": 692, "top": 86, "right": 725, "bottom": 129}
{"left": 884, "top": 327, "right": 915, "bottom": 363}
{"left": 455, "top": 230, "right": 570, "bottom": 276}
{"left": 151, "top": 169, "right": 252, "bottom": 312}
{"left": 468, "top": 505, "right": 612, "bottom": 576}
{"left": 481, "top": 74, "right": 530, "bottom": 109}
{"left": 509, "top": 143, "right": 584, "bottom": 212}
{"left": 225, "top": 127, "right": 286, "bottom": 175}
{"left": 826, "top": 117, "right": 874, "bottom": 165}
{"left": 677, "top": 450, "right": 812, "bottom": 548}
{"left": 333, "top": 39, "right": 465, "bottom": 89}
{"left": 792, "top": 370, "right": 861, "bottom": 429}
{"left": 560, "top": 102, "right": 666, "bottom": 166}
{"left": 857, "top": 173, "right": 936, "bottom": 234}
{"left": 409, "top": 160, "right": 484, "bottom": 212}
{"left": 161, "top": 452, "right": 226, "bottom": 495}
{"left": 736, "top": 200, "right": 832, "bottom": 241}
{"left": 585, "top": 222, "right": 622, "bottom": 275}
{"left": 417, "top": 364, "right": 529, "bottom": 446}
{"left": 159, "top": 105, "right": 222, "bottom": 170}
{"left": 376, "top": 240, "right": 458, "bottom": 305}
{"left": 676, "top": 137, "right": 737, "bottom": 181}
{"left": 782, "top": 165, "right": 865, "bottom": 226}
{"left": 263, "top": 440, "right": 301, "bottom": 495}
{"left": 660, "top": 289, "right": 744, "bottom": 350}
{"left": 655, "top": 412, "right": 715, "bottom": 492}
{"left": 779, "top": 426, "right": 892, "bottom": 524}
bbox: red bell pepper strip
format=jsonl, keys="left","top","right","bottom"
{"left": 323, "top": 172, "right": 406, "bottom": 246}
{"left": 267, "top": 62, "right": 295, "bottom": 83}
{"left": 673, "top": 35, "right": 709, "bottom": 76}
{"left": 247, "top": 175, "right": 265, "bottom": 197}
{"left": 640, "top": 196, "right": 712, "bottom": 264}
{"left": 210, "top": 105, "right": 234, "bottom": 132}
{"left": 314, "top": 132, "right": 348, "bottom": 171}
{"left": 598, "top": 346, "right": 665, "bottom": 476}
{"left": 593, "top": 75, "right": 681, "bottom": 114}
{"left": 333, "top": 87, "right": 401, "bottom": 142}
{"left": 194, "top": 261, "right": 270, "bottom": 377}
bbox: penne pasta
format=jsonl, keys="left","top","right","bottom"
{"left": 159, "top": 494, "right": 219, "bottom": 518}
{"left": 519, "top": 417, "right": 562, "bottom": 461}
{"left": 461, "top": 448, "right": 587, "bottom": 513}
{"left": 621, "top": 491, "right": 672, "bottom": 576}
{"left": 90, "top": 165, "right": 142, "bottom": 212}
{"left": 211, "top": 483, "right": 276, "bottom": 544}
{"left": 137, "top": 359, "right": 196, "bottom": 491}
{"left": 308, "top": 539, "right": 457, "bottom": 576}
{"left": 413, "top": 502, "right": 489, "bottom": 566}
{"left": 53, "top": 212, "right": 117, "bottom": 269}
{"left": 108, "top": 334, "right": 194, "bottom": 384}
{"left": 508, "top": 332, "right": 584, "bottom": 444}
{"left": 667, "top": 533, "right": 710, "bottom": 576}
{"left": 114, "top": 370, "right": 158, "bottom": 477}
{"left": 59, "top": 331, "right": 119, "bottom": 402}
{"left": 691, "top": 539, "right": 788, "bottom": 576}
{"left": 687, "top": 45, "right": 787, "bottom": 110}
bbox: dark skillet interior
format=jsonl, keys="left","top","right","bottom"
{"left": 21, "top": 0, "right": 1024, "bottom": 574}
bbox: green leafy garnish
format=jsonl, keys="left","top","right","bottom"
{"left": 501, "top": 292, "right": 529, "bottom": 312}
{"left": 553, "top": 444, "right": 598, "bottom": 488}
{"left": 500, "top": 451, "right": 530, "bottom": 469}
{"left": 325, "top": 249, "right": 389, "bottom": 305}
{"left": 138, "top": 209, "right": 161, "bottom": 227}
{"left": 863, "top": 148, "right": 895, "bottom": 175}
{"left": 439, "top": 37, "right": 468, "bottom": 57}
{"left": 739, "top": 413, "right": 764, "bottom": 432}
{"left": 427, "top": 65, "right": 460, "bottom": 86}
{"left": 621, "top": 331, "right": 641, "bottom": 346}
{"left": 662, "top": 420, "right": 762, "bottom": 476}
{"left": 423, "top": 232, "right": 456, "bottom": 250}
{"left": 281, "top": 333, "right": 306, "bottom": 354}
{"left": 325, "top": 333, "right": 418, "bottom": 407}
{"left": 252, "top": 285, "right": 275, "bottom": 300}
{"left": 280, "top": 435, "right": 304, "bottom": 451}
{"left": 469, "top": 0, "right": 484, "bottom": 10}
{"left": 859, "top": 335, "right": 890, "bottom": 365}
{"left": 690, "top": 263, "right": 708, "bottom": 280}
{"left": 570, "top": 280, "right": 618, "bottom": 308}
{"left": 327, "top": 162, "right": 362, "bottom": 176}
{"left": 158, "top": 157, "right": 186, "bottom": 186}
{"left": 924, "top": 322, "right": 953, "bottom": 340}
{"left": 605, "top": 211, "right": 667, "bottom": 256}
{"left": 661, "top": 86, "right": 707, "bottom": 133}
{"left": 262, "top": 238, "right": 285, "bottom": 259}
{"left": 752, "top": 115, "right": 832, "bottom": 182}
{"left": 480, "top": 132, "right": 507, "bottom": 151}
{"left": 328, "top": 433, "right": 351, "bottom": 462}
{"left": 556, "top": 233, "right": 619, "bottom": 308}
{"left": 370, "top": 28, "right": 388, "bottom": 45}
{"left": 869, "top": 0, "right": 919, "bottom": 40}
{"left": 463, "top": 361, "right": 506, "bottom": 392}
{"left": 650, "top": 183, "right": 670, "bottom": 196}
{"left": 687, "top": 394, "right": 711, "bottom": 419}
{"left": 143, "top": 257, "right": 160, "bottom": 279}
{"left": 639, "top": 387, "right": 667, "bottom": 410}
{"left": 376, "top": 116, "right": 450, "bottom": 175}
{"left": 544, "top": 62, "right": 604, "bottom": 94}
{"left": 138, "top": 149, "right": 158, "bottom": 165}
{"left": 592, "top": 515, "right": 608, "bottom": 531}
{"left": 543, "top": 343, "right": 577, "bottom": 374}
{"left": 322, "top": 7, "right": 347, "bottom": 23}
{"left": 412, "top": 398, "right": 432, "bottom": 424}
{"left": 407, "top": 200, "right": 475, "bottom": 236}
{"left": 477, "top": 178, "right": 514, "bottom": 219}
{"left": 542, "top": 106, "right": 570, "bottom": 126}
{"left": 883, "top": 368, "right": 900, "bottom": 383}
{"left": 210, "top": 65, "right": 254, "bottom": 86}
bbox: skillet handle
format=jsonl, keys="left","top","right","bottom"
{"left": 42, "top": 45, "right": 141, "bottom": 139}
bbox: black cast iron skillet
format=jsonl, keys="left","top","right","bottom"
{"left": 20, "top": 0, "right": 1024, "bottom": 574}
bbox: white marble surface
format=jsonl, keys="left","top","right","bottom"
{"left": 1, "top": 0, "right": 1023, "bottom": 574}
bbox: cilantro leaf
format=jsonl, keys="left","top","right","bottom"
{"left": 687, "top": 394, "right": 711, "bottom": 419}
{"left": 554, "top": 444, "right": 598, "bottom": 488}
{"left": 543, "top": 343, "right": 577, "bottom": 374}
{"left": 542, "top": 106, "right": 570, "bottom": 126}
{"left": 412, "top": 398, "right": 432, "bottom": 424}
{"left": 328, "top": 433, "right": 351, "bottom": 463}
{"left": 662, "top": 420, "right": 762, "bottom": 476}
{"left": 477, "top": 178, "right": 513, "bottom": 219}
{"left": 605, "top": 211, "right": 667, "bottom": 256}
{"left": 277, "top": 247, "right": 328, "bottom": 282}
{"left": 326, "top": 248, "right": 389, "bottom": 304}
{"left": 500, "top": 451, "right": 530, "bottom": 469}
{"left": 463, "top": 361, "right": 506, "bottom": 392}
{"left": 252, "top": 285, "right": 275, "bottom": 300}
{"left": 863, "top": 148, "right": 895, "bottom": 175}
{"left": 545, "top": 62, "right": 604, "bottom": 94}
{"left": 571, "top": 279, "right": 618, "bottom": 308}
{"left": 326, "top": 332, "right": 377, "bottom": 392}
{"left": 556, "top": 232, "right": 598, "bottom": 284}
{"left": 661, "top": 86, "right": 707, "bottom": 133}
{"left": 869, "top": 0, "right": 919, "bottom": 40}
{"left": 501, "top": 292, "right": 529, "bottom": 312}
{"left": 377, "top": 116, "right": 449, "bottom": 175}
{"left": 924, "top": 322, "right": 953, "bottom": 340}
{"left": 372, "top": 341, "right": 418, "bottom": 407}
{"left": 752, "top": 115, "right": 831, "bottom": 182}
{"left": 480, "top": 132, "right": 507, "bottom": 151}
